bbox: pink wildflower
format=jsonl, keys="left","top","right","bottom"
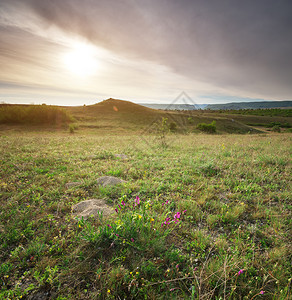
{"left": 183, "top": 210, "right": 187, "bottom": 213}
{"left": 131, "top": 238, "right": 134, "bottom": 242}
{"left": 238, "top": 269, "right": 244, "bottom": 275}
{"left": 134, "top": 196, "right": 140, "bottom": 206}
{"left": 121, "top": 200, "right": 125, "bottom": 206}
{"left": 115, "top": 208, "right": 118, "bottom": 213}
{"left": 107, "top": 224, "right": 112, "bottom": 228}
{"left": 260, "top": 291, "right": 264, "bottom": 295}
{"left": 174, "top": 212, "right": 181, "bottom": 219}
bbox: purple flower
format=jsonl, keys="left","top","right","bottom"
{"left": 115, "top": 234, "right": 119, "bottom": 237}
{"left": 131, "top": 238, "right": 134, "bottom": 242}
{"left": 174, "top": 212, "right": 181, "bottom": 220}
{"left": 107, "top": 224, "right": 112, "bottom": 228}
{"left": 134, "top": 196, "right": 140, "bottom": 206}
{"left": 115, "top": 208, "right": 118, "bottom": 213}
{"left": 183, "top": 210, "right": 187, "bottom": 213}
{"left": 238, "top": 269, "right": 244, "bottom": 275}
{"left": 121, "top": 200, "right": 125, "bottom": 206}
{"left": 163, "top": 217, "right": 171, "bottom": 225}
{"left": 260, "top": 291, "right": 264, "bottom": 295}
{"left": 165, "top": 200, "right": 169, "bottom": 204}
{"left": 118, "top": 205, "right": 121, "bottom": 209}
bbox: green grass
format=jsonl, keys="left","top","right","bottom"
{"left": 0, "top": 104, "right": 72, "bottom": 125}
{"left": 0, "top": 130, "right": 291, "bottom": 299}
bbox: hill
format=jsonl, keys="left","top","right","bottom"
{"left": 3, "top": 98, "right": 286, "bottom": 134}
{"left": 64, "top": 98, "right": 258, "bottom": 134}
{"left": 206, "top": 100, "right": 292, "bottom": 110}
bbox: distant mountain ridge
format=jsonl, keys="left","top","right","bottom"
{"left": 140, "top": 103, "right": 208, "bottom": 110}
{"left": 205, "top": 101, "right": 292, "bottom": 110}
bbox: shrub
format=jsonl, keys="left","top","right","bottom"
{"left": 169, "top": 122, "right": 177, "bottom": 132}
{"left": 69, "top": 124, "right": 78, "bottom": 133}
{"left": 271, "top": 125, "right": 281, "bottom": 132}
{"left": 197, "top": 121, "right": 216, "bottom": 133}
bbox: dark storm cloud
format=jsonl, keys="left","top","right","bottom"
{"left": 1, "top": 0, "right": 292, "bottom": 99}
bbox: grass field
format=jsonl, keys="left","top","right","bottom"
{"left": 0, "top": 129, "right": 291, "bottom": 299}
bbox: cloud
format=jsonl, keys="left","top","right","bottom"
{"left": 1, "top": 0, "right": 292, "bottom": 101}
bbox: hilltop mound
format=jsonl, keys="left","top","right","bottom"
{"left": 67, "top": 98, "right": 158, "bottom": 119}
{"left": 92, "top": 98, "right": 157, "bottom": 114}
{"left": 65, "top": 98, "right": 162, "bottom": 132}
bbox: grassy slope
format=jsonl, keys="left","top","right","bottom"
{"left": 0, "top": 132, "right": 291, "bottom": 299}
{"left": 64, "top": 98, "right": 259, "bottom": 134}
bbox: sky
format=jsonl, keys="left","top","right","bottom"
{"left": 0, "top": 0, "right": 292, "bottom": 106}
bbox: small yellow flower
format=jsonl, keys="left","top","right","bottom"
{"left": 166, "top": 269, "right": 170, "bottom": 273}
{"left": 107, "top": 289, "right": 111, "bottom": 294}
{"left": 78, "top": 224, "right": 82, "bottom": 228}
{"left": 240, "top": 202, "right": 244, "bottom": 205}
{"left": 138, "top": 215, "right": 142, "bottom": 219}
{"left": 130, "top": 272, "right": 133, "bottom": 275}
{"left": 150, "top": 218, "right": 154, "bottom": 222}
{"left": 136, "top": 271, "right": 139, "bottom": 275}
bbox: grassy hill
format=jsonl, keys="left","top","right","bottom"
{"left": 1, "top": 98, "right": 291, "bottom": 134}
{"left": 64, "top": 98, "right": 259, "bottom": 134}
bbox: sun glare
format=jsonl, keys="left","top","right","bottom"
{"left": 62, "top": 42, "right": 99, "bottom": 77}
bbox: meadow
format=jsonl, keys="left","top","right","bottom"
{"left": 0, "top": 129, "right": 291, "bottom": 299}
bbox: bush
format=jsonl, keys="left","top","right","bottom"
{"left": 271, "top": 125, "right": 281, "bottom": 132}
{"left": 169, "top": 122, "right": 177, "bottom": 132}
{"left": 197, "top": 121, "right": 216, "bottom": 133}
{"left": 69, "top": 124, "right": 78, "bottom": 133}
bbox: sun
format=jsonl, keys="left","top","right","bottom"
{"left": 62, "top": 42, "right": 99, "bottom": 77}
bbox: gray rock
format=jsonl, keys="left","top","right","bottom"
{"left": 65, "top": 182, "right": 82, "bottom": 189}
{"left": 72, "top": 199, "right": 114, "bottom": 219}
{"left": 96, "top": 176, "right": 126, "bottom": 186}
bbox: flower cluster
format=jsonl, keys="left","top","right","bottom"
{"left": 134, "top": 196, "right": 140, "bottom": 207}
{"left": 161, "top": 210, "right": 186, "bottom": 227}
{"left": 115, "top": 199, "right": 126, "bottom": 213}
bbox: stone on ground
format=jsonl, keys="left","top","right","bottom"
{"left": 72, "top": 199, "right": 114, "bottom": 219}
{"left": 96, "top": 176, "right": 126, "bottom": 186}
